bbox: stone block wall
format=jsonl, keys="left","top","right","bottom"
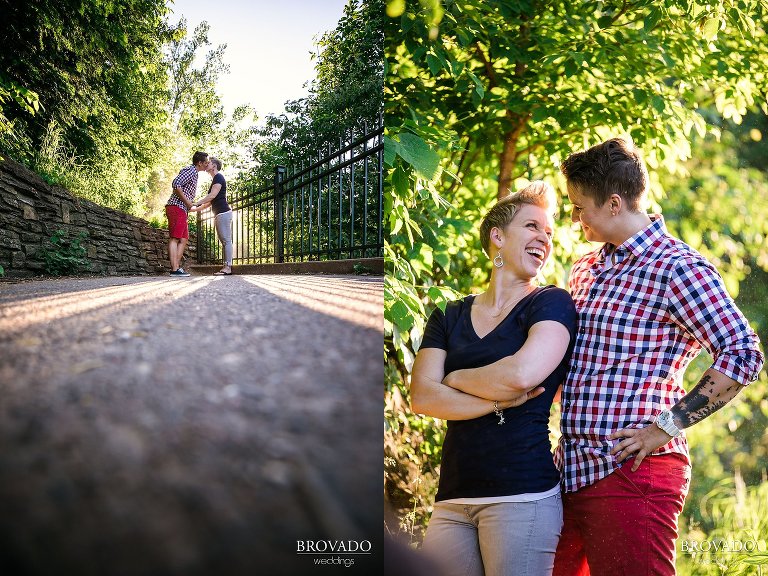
{"left": 0, "top": 156, "right": 196, "bottom": 278}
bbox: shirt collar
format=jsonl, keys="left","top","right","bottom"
{"left": 600, "top": 214, "right": 666, "bottom": 261}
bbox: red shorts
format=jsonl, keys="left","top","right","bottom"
{"left": 165, "top": 205, "right": 189, "bottom": 239}
{"left": 554, "top": 453, "right": 691, "bottom": 576}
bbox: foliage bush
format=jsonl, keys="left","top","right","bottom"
{"left": 353, "top": 262, "right": 375, "bottom": 275}
{"left": 384, "top": 0, "right": 768, "bottom": 561}
{"left": 148, "top": 216, "right": 167, "bottom": 230}
{"left": 38, "top": 229, "right": 90, "bottom": 276}
{"left": 678, "top": 474, "right": 768, "bottom": 576}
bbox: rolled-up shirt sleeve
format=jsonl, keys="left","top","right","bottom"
{"left": 666, "top": 259, "right": 764, "bottom": 385}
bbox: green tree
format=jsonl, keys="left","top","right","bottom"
{"left": 387, "top": 0, "right": 768, "bottom": 199}
{"left": 0, "top": 1, "right": 254, "bottom": 220}
{"left": 384, "top": 0, "right": 768, "bottom": 542}
{"left": 0, "top": 0, "right": 174, "bottom": 213}
{"left": 165, "top": 19, "right": 228, "bottom": 143}
{"left": 240, "top": 0, "right": 384, "bottom": 190}
{"left": 307, "top": 0, "right": 385, "bottom": 141}
{"left": 0, "top": 74, "right": 38, "bottom": 139}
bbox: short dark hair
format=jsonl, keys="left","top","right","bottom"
{"left": 209, "top": 156, "right": 222, "bottom": 171}
{"left": 192, "top": 151, "right": 209, "bottom": 165}
{"left": 560, "top": 137, "right": 648, "bottom": 210}
{"left": 479, "top": 180, "right": 556, "bottom": 256}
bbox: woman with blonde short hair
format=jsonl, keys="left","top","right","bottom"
{"left": 411, "top": 181, "right": 576, "bottom": 576}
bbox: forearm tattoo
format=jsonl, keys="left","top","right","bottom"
{"left": 671, "top": 374, "right": 739, "bottom": 428}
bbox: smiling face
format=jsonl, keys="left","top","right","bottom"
{"left": 567, "top": 184, "right": 614, "bottom": 243}
{"left": 492, "top": 204, "right": 554, "bottom": 280}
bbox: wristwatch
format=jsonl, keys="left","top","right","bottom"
{"left": 655, "top": 410, "right": 682, "bottom": 438}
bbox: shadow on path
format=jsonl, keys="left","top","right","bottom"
{"left": 0, "top": 275, "right": 383, "bottom": 576}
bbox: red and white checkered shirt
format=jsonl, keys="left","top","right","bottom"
{"left": 166, "top": 165, "right": 199, "bottom": 212}
{"left": 555, "top": 215, "right": 764, "bottom": 493}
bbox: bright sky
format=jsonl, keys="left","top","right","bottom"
{"left": 168, "top": 0, "right": 348, "bottom": 120}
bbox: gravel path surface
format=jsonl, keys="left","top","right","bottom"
{"left": 0, "top": 274, "right": 383, "bottom": 575}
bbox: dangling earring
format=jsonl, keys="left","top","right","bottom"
{"left": 493, "top": 254, "right": 504, "bottom": 268}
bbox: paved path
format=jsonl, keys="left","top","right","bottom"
{"left": 0, "top": 274, "right": 383, "bottom": 576}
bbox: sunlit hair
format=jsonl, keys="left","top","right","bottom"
{"left": 209, "top": 156, "right": 222, "bottom": 171}
{"left": 192, "top": 151, "right": 209, "bottom": 165}
{"left": 479, "top": 180, "right": 556, "bottom": 256}
{"left": 560, "top": 136, "right": 648, "bottom": 210}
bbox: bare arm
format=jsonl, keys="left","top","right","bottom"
{"left": 442, "top": 321, "right": 572, "bottom": 401}
{"left": 190, "top": 201, "right": 212, "bottom": 212}
{"left": 410, "top": 348, "right": 540, "bottom": 420}
{"left": 670, "top": 369, "right": 742, "bottom": 427}
{"left": 195, "top": 182, "right": 222, "bottom": 206}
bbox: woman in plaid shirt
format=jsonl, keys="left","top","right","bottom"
{"left": 552, "top": 137, "right": 764, "bottom": 576}
{"left": 165, "top": 151, "right": 210, "bottom": 276}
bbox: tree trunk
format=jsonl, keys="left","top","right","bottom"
{"left": 498, "top": 116, "right": 526, "bottom": 199}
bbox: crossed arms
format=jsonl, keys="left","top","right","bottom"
{"left": 410, "top": 320, "right": 571, "bottom": 420}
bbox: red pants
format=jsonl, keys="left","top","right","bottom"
{"left": 165, "top": 205, "right": 189, "bottom": 239}
{"left": 554, "top": 454, "right": 691, "bottom": 576}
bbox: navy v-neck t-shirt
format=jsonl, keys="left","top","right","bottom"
{"left": 420, "top": 286, "right": 577, "bottom": 501}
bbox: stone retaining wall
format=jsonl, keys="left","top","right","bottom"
{"left": 0, "top": 156, "right": 195, "bottom": 278}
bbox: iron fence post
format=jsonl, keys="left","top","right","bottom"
{"left": 275, "top": 165, "right": 286, "bottom": 263}
{"left": 196, "top": 211, "right": 201, "bottom": 263}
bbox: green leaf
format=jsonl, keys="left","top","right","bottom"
{"left": 467, "top": 70, "right": 485, "bottom": 98}
{"left": 397, "top": 133, "right": 441, "bottom": 181}
{"left": 383, "top": 190, "right": 394, "bottom": 224}
{"left": 651, "top": 95, "right": 665, "bottom": 114}
{"left": 702, "top": 17, "right": 720, "bottom": 40}
{"left": 433, "top": 249, "right": 450, "bottom": 271}
{"left": 427, "top": 285, "right": 460, "bottom": 311}
{"left": 383, "top": 136, "right": 397, "bottom": 167}
{"left": 390, "top": 300, "right": 415, "bottom": 332}
{"left": 739, "top": 554, "right": 768, "bottom": 566}
{"left": 597, "top": 15, "right": 613, "bottom": 29}
{"left": 644, "top": 8, "right": 662, "bottom": 32}
{"left": 532, "top": 106, "right": 550, "bottom": 123}
{"left": 391, "top": 165, "right": 410, "bottom": 198}
{"left": 456, "top": 28, "right": 472, "bottom": 47}
{"left": 410, "top": 242, "right": 434, "bottom": 268}
{"left": 426, "top": 53, "right": 442, "bottom": 76}
{"left": 448, "top": 58, "right": 464, "bottom": 77}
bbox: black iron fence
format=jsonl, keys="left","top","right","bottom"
{"left": 196, "top": 121, "right": 383, "bottom": 266}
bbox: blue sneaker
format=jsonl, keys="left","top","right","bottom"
{"left": 170, "top": 268, "right": 190, "bottom": 277}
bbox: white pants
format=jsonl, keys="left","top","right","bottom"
{"left": 422, "top": 493, "right": 563, "bottom": 576}
{"left": 214, "top": 210, "right": 233, "bottom": 266}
